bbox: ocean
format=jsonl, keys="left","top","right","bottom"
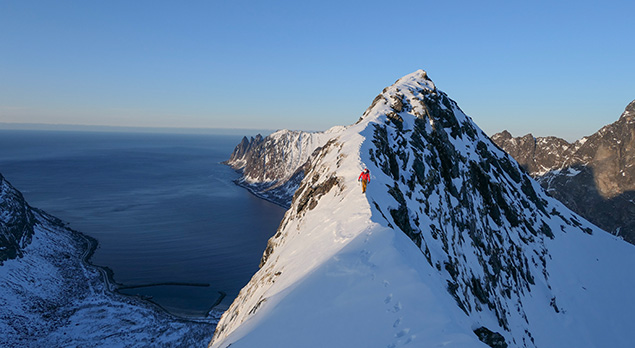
{"left": 0, "top": 129, "right": 285, "bottom": 317}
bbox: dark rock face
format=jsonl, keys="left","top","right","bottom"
{"left": 224, "top": 135, "right": 264, "bottom": 170}
{"left": 0, "top": 173, "right": 36, "bottom": 264}
{"left": 474, "top": 327, "right": 508, "bottom": 348}
{"left": 491, "top": 100, "right": 635, "bottom": 244}
{"left": 490, "top": 131, "right": 574, "bottom": 175}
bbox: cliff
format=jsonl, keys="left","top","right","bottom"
{"left": 224, "top": 128, "right": 342, "bottom": 207}
{"left": 492, "top": 101, "right": 635, "bottom": 243}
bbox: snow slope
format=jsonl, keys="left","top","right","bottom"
{"left": 210, "top": 70, "right": 635, "bottom": 348}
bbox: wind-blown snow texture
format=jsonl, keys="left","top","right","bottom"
{"left": 211, "top": 70, "right": 635, "bottom": 348}
{"left": 0, "top": 174, "right": 216, "bottom": 347}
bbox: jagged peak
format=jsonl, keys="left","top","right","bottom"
{"left": 521, "top": 133, "right": 536, "bottom": 142}
{"left": 620, "top": 99, "right": 635, "bottom": 121}
{"left": 498, "top": 130, "right": 513, "bottom": 138}
{"left": 360, "top": 69, "right": 471, "bottom": 134}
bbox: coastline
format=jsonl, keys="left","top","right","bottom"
{"left": 41, "top": 207, "right": 223, "bottom": 322}
{"left": 232, "top": 177, "right": 291, "bottom": 209}
{"left": 222, "top": 160, "right": 293, "bottom": 209}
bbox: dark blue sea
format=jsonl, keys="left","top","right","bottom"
{"left": 0, "top": 129, "right": 285, "bottom": 317}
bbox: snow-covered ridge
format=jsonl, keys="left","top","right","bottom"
{"left": 0, "top": 173, "right": 215, "bottom": 347}
{"left": 211, "top": 70, "right": 635, "bottom": 348}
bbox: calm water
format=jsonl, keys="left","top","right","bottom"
{"left": 0, "top": 129, "right": 285, "bottom": 317}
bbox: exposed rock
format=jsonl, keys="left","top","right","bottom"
{"left": 0, "top": 173, "right": 36, "bottom": 264}
{"left": 492, "top": 100, "right": 635, "bottom": 243}
{"left": 490, "top": 131, "right": 574, "bottom": 175}
{"left": 224, "top": 129, "right": 341, "bottom": 207}
{"left": 474, "top": 327, "right": 508, "bottom": 348}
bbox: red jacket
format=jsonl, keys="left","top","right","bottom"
{"left": 358, "top": 171, "right": 370, "bottom": 182}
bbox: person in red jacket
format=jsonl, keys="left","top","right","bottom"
{"left": 358, "top": 168, "right": 370, "bottom": 193}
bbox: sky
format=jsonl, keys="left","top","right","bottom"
{"left": 0, "top": 0, "right": 633, "bottom": 140}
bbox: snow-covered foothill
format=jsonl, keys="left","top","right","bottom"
{"left": 211, "top": 70, "right": 635, "bottom": 348}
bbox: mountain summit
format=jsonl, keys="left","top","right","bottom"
{"left": 619, "top": 99, "right": 635, "bottom": 121}
{"left": 212, "top": 70, "right": 635, "bottom": 348}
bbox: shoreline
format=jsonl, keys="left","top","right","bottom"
{"left": 222, "top": 161, "right": 292, "bottom": 209}
{"left": 232, "top": 178, "right": 291, "bottom": 209}
{"left": 48, "top": 210, "right": 222, "bottom": 322}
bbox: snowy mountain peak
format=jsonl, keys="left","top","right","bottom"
{"left": 360, "top": 69, "right": 468, "bottom": 138}
{"left": 213, "top": 71, "right": 635, "bottom": 348}
{"left": 393, "top": 69, "right": 436, "bottom": 91}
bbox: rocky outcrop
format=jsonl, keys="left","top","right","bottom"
{"left": 0, "top": 173, "right": 36, "bottom": 263}
{"left": 490, "top": 131, "right": 575, "bottom": 175}
{"left": 492, "top": 100, "right": 635, "bottom": 243}
{"left": 224, "top": 134, "right": 264, "bottom": 169}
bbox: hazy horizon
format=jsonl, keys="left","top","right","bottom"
{"left": 2, "top": 1, "right": 634, "bottom": 141}
{"left": 0, "top": 121, "right": 282, "bottom": 137}
{"left": 0, "top": 115, "right": 615, "bottom": 142}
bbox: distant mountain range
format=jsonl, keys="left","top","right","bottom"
{"left": 492, "top": 100, "right": 635, "bottom": 244}
{"left": 215, "top": 70, "right": 635, "bottom": 348}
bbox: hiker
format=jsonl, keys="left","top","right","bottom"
{"left": 358, "top": 168, "right": 370, "bottom": 193}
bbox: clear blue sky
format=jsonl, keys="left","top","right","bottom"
{"left": 1, "top": 0, "right": 633, "bottom": 140}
